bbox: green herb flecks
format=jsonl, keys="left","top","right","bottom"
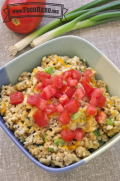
{"left": 83, "top": 118, "right": 86, "bottom": 121}
{"left": 43, "top": 134, "right": 47, "bottom": 142}
{"left": 80, "top": 59, "right": 85, "bottom": 64}
{"left": 26, "top": 115, "right": 30, "bottom": 120}
{"left": 71, "top": 111, "right": 83, "bottom": 121}
{"left": 45, "top": 66, "right": 54, "bottom": 74}
{"left": 21, "top": 138, "right": 26, "bottom": 143}
{"left": 48, "top": 147, "right": 54, "bottom": 152}
{"left": 93, "top": 129, "right": 100, "bottom": 137}
{"left": 28, "top": 74, "right": 31, "bottom": 77}
{"left": 28, "top": 126, "right": 32, "bottom": 129}
{"left": 64, "top": 61, "right": 70, "bottom": 65}
{"left": 54, "top": 139, "right": 65, "bottom": 146}
{"left": 49, "top": 128, "right": 52, "bottom": 131}
{"left": 106, "top": 119, "right": 114, "bottom": 126}
{"left": 36, "top": 144, "right": 43, "bottom": 147}
{"left": 98, "top": 137, "right": 105, "bottom": 146}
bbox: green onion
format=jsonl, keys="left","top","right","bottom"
{"left": 83, "top": 118, "right": 86, "bottom": 121}
{"left": 9, "top": 0, "right": 113, "bottom": 56}
{"left": 43, "top": 134, "right": 47, "bottom": 142}
{"left": 26, "top": 115, "right": 30, "bottom": 120}
{"left": 64, "top": 61, "right": 70, "bottom": 65}
{"left": 93, "top": 129, "right": 100, "bottom": 137}
{"left": 80, "top": 59, "right": 85, "bottom": 64}
{"left": 45, "top": 66, "right": 55, "bottom": 74}
{"left": 48, "top": 147, "right": 54, "bottom": 152}
{"left": 54, "top": 139, "right": 65, "bottom": 146}
{"left": 36, "top": 144, "right": 43, "bottom": 147}
{"left": 28, "top": 74, "right": 31, "bottom": 77}
{"left": 28, "top": 126, "right": 32, "bottom": 129}
{"left": 98, "top": 137, "right": 105, "bottom": 146}
{"left": 21, "top": 138, "right": 26, "bottom": 143}
{"left": 31, "top": 1, "right": 120, "bottom": 47}
{"left": 106, "top": 119, "right": 114, "bottom": 125}
{"left": 71, "top": 111, "right": 83, "bottom": 120}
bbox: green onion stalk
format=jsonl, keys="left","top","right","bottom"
{"left": 9, "top": 0, "right": 113, "bottom": 56}
{"left": 31, "top": 1, "right": 120, "bottom": 48}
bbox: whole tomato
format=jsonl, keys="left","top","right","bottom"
{"left": 1, "top": 0, "right": 46, "bottom": 34}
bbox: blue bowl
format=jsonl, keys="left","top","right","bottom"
{"left": 0, "top": 36, "right": 120, "bottom": 173}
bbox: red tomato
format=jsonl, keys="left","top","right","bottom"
{"left": 64, "top": 99, "right": 79, "bottom": 114}
{"left": 33, "top": 109, "right": 47, "bottom": 127}
{"left": 44, "top": 103, "right": 56, "bottom": 115}
{"left": 43, "top": 111, "right": 49, "bottom": 121}
{"left": 36, "top": 71, "right": 51, "bottom": 81}
{"left": 56, "top": 104, "right": 65, "bottom": 113}
{"left": 74, "top": 87, "right": 85, "bottom": 100}
{"left": 42, "top": 85, "right": 56, "bottom": 100}
{"left": 10, "top": 92, "right": 24, "bottom": 104}
{"left": 90, "top": 88, "right": 103, "bottom": 106}
{"left": 63, "top": 70, "right": 71, "bottom": 80}
{"left": 67, "top": 79, "right": 78, "bottom": 87}
{"left": 58, "top": 111, "right": 71, "bottom": 125}
{"left": 81, "top": 80, "right": 94, "bottom": 96}
{"left": 83, "top": 69, "right": 94, "bottom": 80}
{"left": 59, "top": 94, "right": 69, "bottom": 106}
{"left": 86, "top": 104, "right": 97, "bottom": 115}
{"left": 1, "top": 0, "right": 46, "bottom": 34}
{"left": 27, "top": 94, "right": 40, "bottom": 105}
{"left": 55, "top": 90, "right": 62, "bottom": 99}
{"left": 96, "top": 111, "right": 107, "bottom": 124}
{"left": 42, "top": 78, "right": 52, "bottom": 87}
{"left": 81, "top": 76, "right": 89, "bottom": 83}
{"left": 53, "top": 75, "right": 63, "bottom": 89}
{"left": 97, "top": 95, "right": 106, "bottom": 108}
{"left": 65, "top": 87, "right": 75, "bottom": 98}
{"left": 71, "top": 69, "right": 81, "bottom": 81}
{"left": 76, "top": 100, "right": 81, "bottom": 107}
{"left": 61, "top": 130, "right": 75, "bottom": 141}
{"left": 36, "top": 97, "right": 47, "bottom": 110}
{"left": 35, "top": 82, "right": 43, "bottom": 91}
{"left": 59, "top": 85, "right": 68, "bottom": 94}
{"left": 74, "top": 128, "right": 84, "bottom": 141}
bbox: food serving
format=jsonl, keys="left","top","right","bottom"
{"left": 0, "top": 54, "right": 120, "bottom": 168}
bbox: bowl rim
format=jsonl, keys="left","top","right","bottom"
{"left": 0, "top": 35, "right": 120, "bottom": 173}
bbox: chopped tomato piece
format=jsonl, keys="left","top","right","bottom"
{"left": 55, "top": 90, "right": 62, "bottom": 99}
{"left": 63, "top": 70, "right": 72, "bottom": 80}
{"left": 86, "top": 104, "right": 97, "bottom": 115}
{"left": 43, "top": 111, "right": 49, "bottom": 121}
{"left": 71, "top": 69, "right": 81, "bottom": 81}
{"left": 65, "top": 87, "right": 75, "bottom": 98}
{"left": 35, "top": 82, "right": 43, "bottom": 91}
{"left": 36, "top": 97, "right": 47, "bottom": 110}
{"left": 59, "top": 85, "right": 69, "bottom": 94}
{"left": 36, "top": 71, "right": 51, "bottom": 81}
{"left": 64, "top": 99, "right": 79, "bottom": 114}
{"left": 81, "top": 76, "right": 89, "bottom": 83}
{"left": 74, "top": 87, "right": 85, "bottom": 100}
{"left": 90, "top": 88, "right": 104, "bottom": 106}
{"left": 53, "top": 75, "right": 63, "bottom": 89}
{"left": 96, "top": 111, "right": 107, "bottom": 124}
{"left": 83, "top": 69, "right": 94, "bottom": 80}
{"left": 81, "top": 81, "right": 94, "bottom": 96}
{"left": 74, "top": 128, "right": 84, "bottom": 141}
{"left": 42, "top": 85, "right": 56, "bottom": 100}
{"left": 67, "top": 79, "right": 78, "bottom": 87}
{"left": 10, "top": 92, "right": 24, "bottom": 104}
{"left": 44, "top": 103, "right": 56, "bottom": 115}
{"left": 42, "top": 78, "right": 52, "bottom": 87}
{"left": 56, "top": 104, "right": 65, "bottom": 113}
{"left": 76, "top": 100, "right": 81, "bottom": 107}
{"left": 59, "top": 94, "right": 69, "bottom": 106}
{"left": 61, "top": 130, "right": 75, "bottom": 141}
{"left": 58, "top": 111, "right": 71, "bottom": 125}
{"left": 27, "top": 94, "right": 40, "bottom": 105}
{"left": 33, "top": 109, "right": 47, "bottom": 127}
{"left": 97, "top": 95, "right": 106, "bottom": 108}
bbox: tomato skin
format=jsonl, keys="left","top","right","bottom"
{"left": 36, "top": 71, "right": 51, "bottom": 81}
{"left": 44, "top": 103, "right": 56, "bottom": 115}
{"left": 35, "top": 82, "right": 43, "bottom": 91}
{"left": 96, "top": 111, "right": 107, "bottom": 124}
{"left": 10, "top": 92, "right": 24, "bottom": 104}
{"left": 58, "top": 111, "right": 71, "bottom": 125}
{"left": 36, "top": 97, "right": 47, "bottom": 110}
{"left": 55, "top": 90, "right": 62, "bottom": 99}
{"left": 86, "top": 104, "right": 97, "bottom": 115}
{"left": 71, "top": 69, "right": 81, "bottom": 81}
{"left": 33, "top": 109, "right": 47, "bottom": 127}
{"left": 81, "top": 80, "right": 94, "bottom": 96}
{"left": 61, "top": 130, "right": 75, "bottom": 141}
{"left": 74, "top": 128, "right": 84, "bottom": 141}
{"left": 67, "top": 79, "right": 78, "bottom": 87}
{"left": 27, "top": 94, "right": 40, "bottom": 105}
{"left": 65, "top": 87, "right": 75, "bottom": 98}
{"left": 56, "top": 104, "right": 65, "bottom": 113}
{"left": 90, "top": 88, "right": 103, "bottom": 106}
{"left": 42, "top": 78, "right": 52, "bottom": 87}
{"left": 43, "top": 111, "right": 49, "bottom": 121}
{"left": 42, "top": 85, "right": 56, "bottom": 100}
{"left": 74, "top": 87, "right": 85, "bottom": 100}
{"left": 59, "top": 85, "right": 68, "bottom": 94}
{"left": 64, "top": 99, "right": 79, "bottom": 114}
{"left": 59, "top": 94, "right": 69, "bottom": 106}
{"left": 83, "top": 69, "right": 94, "bottom": 80}
{"left": 53, "top": 75, "right": 63, "bottom": 89}
{"left": 63, "top": 71, "right": 72, "bottom": 80}
{"left": 97, "top": 95, "right": 106, "bottom": 108}
{"left": 81, "top": 76, "right": 89, "bottom": 83}
{"left": 1, "top": 0, "right": 46, "bottom": 34}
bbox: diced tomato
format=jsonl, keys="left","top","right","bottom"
{"left": 36, "top": 71, "right": 51, "bottom": 81}
{"left": 81, "top": 76, "right": 89, "bottom": 83}
{"left": 53, "top": 75, "right": 63, "bottom": 89}
{"left": 61, "top": 130, "right": 75, "bottom": 141}
{"left": 33, "top": 109, "right": 47, "bottom": 127}
{"left": 44, "top": 103, "right": 56, "bottom": 115}
{"left": 74, "top": 87, "right": 85, "bottom": 100}
{"left": 63, "top": 70, "right": 72, "bottom": 80}
{"left": 27, "top": 94, "right": 40, "bottom": 105}
{"left": 35, "top": 82, "right": 43, "bottom": 91}
{"left": 90, "top": 88, "right": 104, "bottom": 106}
{"left": 43, "top": 111, "right": 49, "bottom": 121}
{"left": 56, "top": 104, "right": 65, "bottom": 113}
{"left": 42, "top": 85, "right": 56, "bottom": 100}
{"left": 58, "top": 111, "right": 71, "bottom": 125}
{"left": 42, "top": 78, "right": 52, "bottom": 87}
{"left": 64, "top": 99, "right": 79, "bottom": 114}
{"left": 67, "top": 79, "right": 78, "bottom": 87}
{"left": 81, "top": 81, "right": 94, "bottom": 96}
{"left": 10, "top": 92, "right": 24, "bottom": 104}
{"left": 50, "top": 76, "right": 55, "bottom": 84}
{"left": 83, "top": 69, "right": 94, "bottom": 80}
{"left": 96, "top": 111, "right": 107, "bottom": 124}
{"left": 36, "top": 97, "right": 47, "bottom": 110}
{"left": 76, "top": 100, "right": 81, "bottom": 107}
{"left": 71, "top": 69, "right": 81, "bottom": 81}
{"left": 59, "top": 94, "right": 69, "bottom": 106}
{"left": 86, "top": 104, "right": 97, "bottom": 115}
{"left": 55, "top": 90, "right": 62, "bottom": 99}
{"left": 65, "top": 87, "right": 75, "bottom": 98}
{"left": 97, "top": 95, "right": 106, "bottom": 108}
{"left": 59, "top": 85, "right": 69, "bottom": 94}
{"left": 74, "top": 128, "right": 84, "bottom": 141}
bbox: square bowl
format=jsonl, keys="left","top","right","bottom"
{"left": 0, "top": 35, "right": 120, "bottom": 173}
